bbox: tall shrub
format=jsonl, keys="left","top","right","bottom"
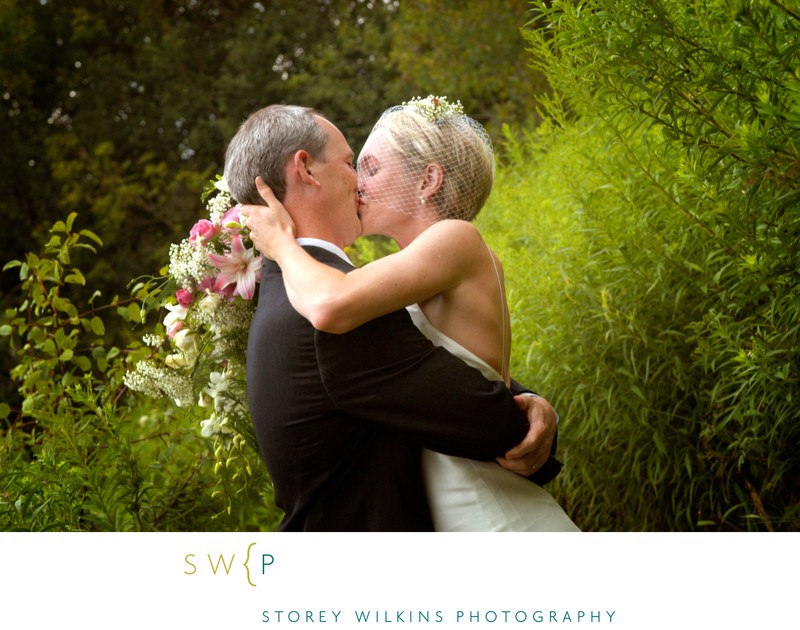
{"left": 487, "top": 0, "right": 799, "bottom": 530}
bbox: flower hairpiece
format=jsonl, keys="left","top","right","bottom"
{"left": 403, "top": 95, "right": 464, "bottom": 123}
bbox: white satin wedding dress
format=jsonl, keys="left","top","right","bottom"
{"left": 406, "top": 304, "right": 579, "bottom": 532}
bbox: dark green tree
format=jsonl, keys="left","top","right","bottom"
{"left": 390, "top": 0, "right": 550, "bottom": 135}
{"left": 1, "top": 0, "right": 401, "bottom": 305}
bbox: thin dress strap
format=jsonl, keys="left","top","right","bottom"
{"left": 484, "top": 240, "right": 510, "bottom": 385}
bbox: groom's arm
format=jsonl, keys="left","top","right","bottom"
{"left": 316, "top": 308, "right": 536, "bottom": 462}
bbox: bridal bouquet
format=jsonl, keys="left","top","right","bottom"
{"left": 124, "top": 177, "right": 262, "bottom": 447}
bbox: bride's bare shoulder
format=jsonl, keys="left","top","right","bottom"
{"left": 422, "top": 219, "right": 486, "bottom": 247}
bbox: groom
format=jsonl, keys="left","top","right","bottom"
{"left": 227, "top": 104, "right": 559, "bottom": 531}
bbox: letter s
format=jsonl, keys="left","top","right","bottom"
{"left": 184, "top": 553, "right": 197, "bottom": 575}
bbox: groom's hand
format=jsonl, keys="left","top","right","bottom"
{"left": 496, "top": 394, "right": 557, "bottom": 477}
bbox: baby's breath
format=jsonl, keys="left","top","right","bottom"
{"left": 142, "top": 334, "right": 163, "bottom": 347}
{"left": 403, "top": 95, "right": 464, "bottom": 123}
{"left": 208, "top": 191, "right": 234, "bottom": 225}
{"left": 123, "top": 362, "right": 194, "bottom": 407}
{"left": 168, "top": 239, "right": 213, "bottom": 290}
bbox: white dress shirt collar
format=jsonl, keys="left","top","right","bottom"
{"left": 296, "top": 238, "right": 353, "bottom": 264}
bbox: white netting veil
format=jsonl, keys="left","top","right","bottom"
{"left": 357, "top": 96, "right": 495, "bottom": 224}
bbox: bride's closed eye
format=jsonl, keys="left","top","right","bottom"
{"left": 358, "top": 155, "right": 379, "bottom": 177}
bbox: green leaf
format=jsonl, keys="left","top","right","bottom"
{"left": 127, "top": 302, "right": 142, "bottom": 323}
{"left": 52, "top": 296, "right": 69, "bottom": 313}
{"left": 90, "top": 316, "right": 106, "bottom": 336}
{"left": 57, "top": 247, "right": 71, "bottom": 266}
{"left": 79, "top": 229, "right": 103, "bottom": 247}
{"left": 0, "top": 324, "right": 11, "bottom": 336}
{"left": 72, "top": 355, "right": 92, "bottom": 372}
{"left": 65, "top": 269, "right": 86, "bottom": 285}
{"left": 21, "top": 397, "right": 34, "bottom": 414}
{"left": 0, "top": 403, "right": 10, "bottom": 420}
{"left": 28, "top": 326, "right": 45, "bottom": 343}
{"left": 92, "top": 346, "right": 108, "bottom": 372}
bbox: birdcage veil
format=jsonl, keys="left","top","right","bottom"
{"left": 356, "top": 96, "right": 495, "bottom": 224}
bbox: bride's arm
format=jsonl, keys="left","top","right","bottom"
{"left": 241, "top": 185, "right": 484, "bottom": 334}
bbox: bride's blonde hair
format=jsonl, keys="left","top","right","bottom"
{"left": 360, "top": 97, "right": 495, "bottom": 222}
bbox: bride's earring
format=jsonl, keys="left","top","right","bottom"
{"left": 419, "top": 196, "right": 427, "bottom": 205}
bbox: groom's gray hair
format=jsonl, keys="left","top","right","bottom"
{"left": 224, "top": 104, "right": 328, "bottom": 204}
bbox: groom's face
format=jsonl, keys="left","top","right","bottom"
{"left": 311, "top": 116, "right": 363, "bottom": 246}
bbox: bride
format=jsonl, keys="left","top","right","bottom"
{"left": 240, "top": 96, "right": 578, "bottom": 532}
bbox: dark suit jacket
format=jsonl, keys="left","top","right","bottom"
{"left": 247, "top": 246, "right": 547, "bottom": 531}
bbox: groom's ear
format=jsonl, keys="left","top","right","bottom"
{"left": 420, "top": 163, "right": 444, "bottom": 196}
{"left": 291, "top": 150, "right": 321, "bottom": 188}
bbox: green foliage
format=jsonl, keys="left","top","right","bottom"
{"left": 391, "top": 0, "right": 551, "bottom": 136}
{"left": 8, "top": 0, "right": 797, "bottom": 533}
{"left": 1, "top": 215, "right": 281, "bottom": 531}
{"left": 281, "top": 1, "right": 405, "bottom": 151}
{"left": 0, "top": 0, "right": 401, "bottom": 296}
{"left": 477, "top": 0, "right": 800, "bottom": 530}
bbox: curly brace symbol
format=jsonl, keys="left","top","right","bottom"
{"left": 243, "top": 542, "right": 257, "bottom": 587}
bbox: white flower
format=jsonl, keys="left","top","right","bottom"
{"left": 196, "top": 292, "right": 223, "bottom": 319}
{"left": 198, "top": 389, "right": 213, "bottom": 408}
{"left": 403, "top": 95, "right": 464, "bottom": 123}
{"left": 168, "top": 239, "right": 214, "bottom": 290}
{"left": 165, "top": 352, "right": 193, "bottom": 369}
{"left": 205, "top": 370, "right": 229, "bottom": 400}
{"left": 208, "top": 192, "right": 234, "bottom": 225}
{"left": 142, "top": 334, "right": 163, "bottom": 347}
{"left": 200, "top": 411, "right": 233, "bottom": 438}
{"left": 214, "top": 178, "right": 230, "bottom": 193}
{"left": 173, "top": 329, "right": 201, "bottom": 358}
{"left": 200, "top": 414, "right": 217, "bottom": 438}
{"left": 163, "top": 302, "right": 189, "bottom": 338}
{"left": 123, "top": 362, "right": 194, "bottom": 407}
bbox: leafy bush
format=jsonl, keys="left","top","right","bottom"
{"left": 477, "top": 0, "right": 800, "bottom": 530}
{"left": 1, "top": 214, "right": 281, "bottom": 531}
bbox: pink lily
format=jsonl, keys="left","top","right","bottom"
{"left": 220, "top": 205, "right": 242, "bottom": 233}
{"left": 207, "top": 234, "right": 263, "bottom": 300}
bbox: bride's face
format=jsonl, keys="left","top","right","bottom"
{"left": 356, "top": 129, "right": 422, "bottom": 237}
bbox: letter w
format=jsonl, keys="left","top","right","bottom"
{"left": 208, "top": 554, "right": 235, "bottom": 575}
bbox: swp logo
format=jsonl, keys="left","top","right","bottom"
{"left": 183, "top": 541, "right": 275, "bottom": 587}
